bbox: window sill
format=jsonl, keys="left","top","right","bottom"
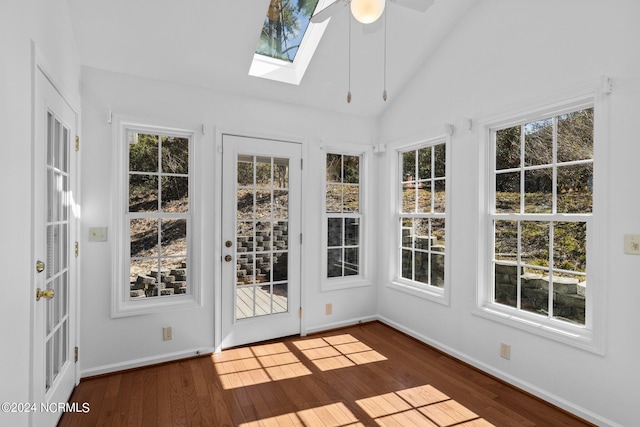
{"left": 388, "top": 280, "right": 449, "bottom": 306}
{"left": 320, "top": 277, "right": 372, "bottom": 292}
{"left": 473, "top": 303, "right": 603, "bottom": 355}
{"left": 111, "top": 293, "right": 200, "bottom": 318}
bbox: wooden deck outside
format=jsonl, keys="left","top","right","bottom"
{"left": 236, "top": 286, "right": 288, "bottom": 319}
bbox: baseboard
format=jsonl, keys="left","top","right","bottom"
{"left": 305, "top": 315, "right": 378, "bottom": 335}
{"left": 80, "top": 346, "right": 216, "bottom": 378}
{"left": 376, "top": 315, "right": 620, "bottom": 427}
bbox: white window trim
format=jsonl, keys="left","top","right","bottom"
{"left": 388, "top": 135, "right": 451, "bottom": 306}
{"left": 320, "top": 143, "right": 371, "bottom": 292}
{"left": 111, "top": 116, "right": 202, "bottom": 317}
{"left": 475, "top": 80, "right": 611, "bottom": 354}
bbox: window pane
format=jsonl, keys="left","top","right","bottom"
{"left": 274, "top": 221, "right": 288, "bottom": 250}
{"left": 129, "top": 133, "right": 158, "bottom": 173}
{"left": 553, "top": 222, "right": 586, "bottom": 274}
{"left": 430, "top": 252, "right": 445, "bottom": 288}
{"left": 344, "top": 155, "right": 359, "bottom": 184}
{"left": 557, "top": 163, "right": 592, "bottom": 213}
{"left": 521, "top": 267, "right": 549, "bottom": 317}
{"left": 343, "top": 185, "right": 359, "bottom": 212}
{"left": 401, "top": 249, "right": 412, "bottom": 280}
{"left": 524, "top": 118, "right": 553, "bottom": 166}
{"left": 256, "top": 252, "right": 271, "bottom": 283}
{"left": 401, "top": 218, "right": 412, "bottom": 248}
{"left": 494, "top": 220, "right": 517, "bottom": 262}
{"left": 432, "top": 218, "right": 445, "bottom": 250}
{"left": 326, "top": 184, "right": 342, "bottom": 213}
{"left": 237, "top": 254, "right": 255, "bottom": 285}
{"left": 274, "top": 158, "right": 289, "bottom": 188}
{"left": 524, "top": 168, "right": 552, "bottom": 213}
{"left": 160, "top": 258, "right": 187, "bottom": 296}
{"left": 237, "top": 221, "right": 254, "bottom": 253}
{"left": 495, "top": 172, "right": 520, "bottom": 213}
{"left": 256, "top": 157, "right": 272, "bottom": 187}
{"left": 402, "top": 151, "right": 416, "bottom": 181}
{"left": 273, "top": 283, "right": 288, "bottom": 314}
{"left": 161, "top": 176, "right": 188, "bottom": 212}
{"left": 161, "top": 219, "right": 187, "bottom": 257}
{"left": 161, "top": 136, "right": 189, "bottom": 174}
{"left": 129, "top": 175, "right": 158, "bottom": 212}
{"left": 238, "top": 156, "right": 254, "bottom": 186}
{"left": 236, "top": 286, "right": 254, "bottom": 319}
{"left": 402, "top": 184, "right": 416, "bottom": 213}
{"left": 327, "top": 248, "right": 342, "bottom": 278}
{"left": 344, "top": 218, "right": 359, "bottom": 246}
{"left": 273, "top": 190, "right": 289, "bottom": 219}
{"left": 414, "top": 251, "right": 428, "bottom": 285}
{"left": 434, "top": 144, "right": 446, "bottom": 178}
{"left": 417, "top": 147, "right": 432, "bottom": 180}
{"left": 237, "top": 189, "right": 254, "bottom": 220}
{"left": 130, "top": 218, "right": 158, "bottom": 258}
{"left": 327, "top": 218, "right": 343, "bottom": 247}
{"left": 256, "top": 221, "right": 271, "bottom": 252}
{"left": 557, "top": 108, "right": 593, "bottom": 163}
{"left": 496, "top": 125, "right": 521, "bottom": 170}
{"left": 494, "top": 262, "right": 517, "bottom": 308}
{"left": 130, "top": 258, "right": 158, "bottom": 298}
{"left": 413, "top": 218, "right": 429, "bottom": 249}
{"left": 344, "top": 248, "right": 359, "bottom": 276}
{"left": 417, "top": 181, "right": 432, "bottom": 213}
{"left": 434, "top": 180, "right": 446, "bottom": 213}
{"left": 326, "top": 153, "right": 342, "bottom": 183}
{"left": 255, "top": 190, "right": 271, "bottom": 220}
{"left": 521, "top": 221, "right": 550, "bottom": 269}
{"left": 273, "top": 252, "right": 288, "bottom": 282}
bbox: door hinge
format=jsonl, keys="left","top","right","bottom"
{"left": 300, "top": 233, "right": 303, "bottom": 244}
{"left": 75, "top": 135, "right": 79, "bottom": 151}
{"left": 299, "top": 307, "right": 302, "bottom": 319}
{"left": 75, "top": 242, "right": 79, "bottom": 257}
{"left": 74, "top": 346, "right": 78, "bottom": 363}
{"left": 301, "top": 158, "right": 303, "bottom": 170}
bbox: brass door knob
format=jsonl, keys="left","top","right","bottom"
{"left": 36, "top": 288, "right": 55, "bottom": 301}
{"left": 225, "top": 240, "right": 233, "bottom": 248}
{"left": 224, "top": 255, "right": 232, "bottom": 262}
{"left": 36, "top": 260, "right": 45, "bottom": 273}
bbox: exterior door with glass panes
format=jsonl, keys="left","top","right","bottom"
{"left": 221, "top": 135, "right": 301, "bottom": 348}
{"left": 32, "top": 68, "right": 78, "bottom": 426}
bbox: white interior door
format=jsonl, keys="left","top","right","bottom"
{"left": 221, "top": 135, "right": 302, "bottom": 348}
{"left": 32, "top": 68, "right": 78, "bottom": 426}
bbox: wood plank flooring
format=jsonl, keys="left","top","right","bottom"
{"left": 59, "top": 321, "right": 593, "bottom": 426}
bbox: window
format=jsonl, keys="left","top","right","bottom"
{"left": 249, "top": 0, "right": 332, "bottom": 85}
{"left": 112, "top": 119, "right": 199, "bottom": 317}
{"left": 325, "top": 153, "right": 362, "bottom": 280}
{"left": 490, "top": 108, "right": 593, "bottom": 327}
{"left": 394, "top": 139, "right": 448, "bottom": 301}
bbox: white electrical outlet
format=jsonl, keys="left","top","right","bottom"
{"left": 163, "top": 326, "right": 173, "bottom": 341}
{"left": 500, "top": 343, "right": 511, "bottom": 360}
{"left": 624, "top": 234, "right": 640, "bottom": 255}
{"left": 89, "top": 227, "right": 108, "bottom": 242}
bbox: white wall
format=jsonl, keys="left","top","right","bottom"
{"left": 376, "top": 1, "right": 640, "bottom": 426}
{"left": 79, "top": 67, "right": 379, "bottom": 375}
{"left": 0, "top": 1, "right": 80, "bottom": 426}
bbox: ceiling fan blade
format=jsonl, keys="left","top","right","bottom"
{"left": 389, "top": 0, "right": 435, "bottom": 13}
{"left": 310, "top": 0, "right": 349, "bottom": 24}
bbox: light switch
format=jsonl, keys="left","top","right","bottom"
{"left": 89, "top": 227, "right": 108, "bottom": 242}
{"left": 624, "top": 234, "right": 640, "bottom": 255}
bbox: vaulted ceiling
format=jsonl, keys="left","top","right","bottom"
{"left": 67, "top": 0, "right": 477, "bottom": 118}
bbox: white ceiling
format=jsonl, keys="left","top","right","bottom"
{"left": 67, "top": 0, "right": 477, "bottom": 118}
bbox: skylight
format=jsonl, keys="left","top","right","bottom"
{"left": 249, "top": 0, "right": 332, "bottom": 85}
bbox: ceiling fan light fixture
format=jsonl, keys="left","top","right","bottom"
{"left": 350, "top": 0, "right": 386, "bottom": 24}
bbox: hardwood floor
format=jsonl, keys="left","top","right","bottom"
{"left": 59, "top": 321, "right": 593, "bottom": 426}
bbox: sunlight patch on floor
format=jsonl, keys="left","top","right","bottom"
{"left": 356, "top": 385, "right": 494, "bottom": 427}
{"left": 292, "top": 334, "right": 387, "bottom": 371}
{"left": 214, "top": 342, "right": 311, "bottom": 389}
{"left": 239, "top": 402, "right": 365, "bottom": 427}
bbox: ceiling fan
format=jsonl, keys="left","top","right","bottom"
{"left": 311, "top": 0, "right": 435, "bottom": 25}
